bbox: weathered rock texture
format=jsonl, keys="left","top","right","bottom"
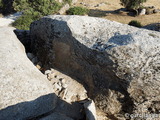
{"left": 0, "top": 27, "right": 57, "bottom": 119}
{"left": 30, "top": 15, "right": 160, "bottom": 119}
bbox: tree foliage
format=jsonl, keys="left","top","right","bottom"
{"left": 12, "top": 0, "right": 61, "bottom": 30}
{"left": 0, "top": 0, "right": 3, "bottom": 8}
{"left": 12, "top": 14, "right": 37, "bottom": 30}
{"left": 0, "top": 0, "right": 15, "bottom": 15}
{"left": 120, "top": 0, "right": 147, "bottom": 10}
{"left": 13, "top": 0, "right": 61, "bottom": 16}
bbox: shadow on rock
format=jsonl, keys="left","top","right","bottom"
{"left": 143, "top": 23, "right": 160, "bottom": 32}
{"left": 14, "top": 29, "right": 32, "bottom": 53}
{"left": 0, "top": 93, "right": 85, "bottom": 120}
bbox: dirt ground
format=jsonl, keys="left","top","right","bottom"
{"left": 75, "top": 0, "right": 160, "bottom": 26}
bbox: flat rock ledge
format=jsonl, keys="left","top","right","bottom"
{"left": 30, "top": 15, "right": 160, "bottom": 120}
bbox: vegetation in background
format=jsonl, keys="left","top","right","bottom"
{"left": 0, "top": 0, "right": 3, "bottom": 14}
{"left": 0, "top": 0, "right": 15, "bottom": 15}
{"left": 0, "top": 0, "right": 3, "bottom": 8}
{"left": 66, "top": 6, "right": 89, "bottom": 15}
{"left": 12, "top": 0, "right": 62, "bottom": 30}
{"left": 63, "top": 0, "right": 72, "bottom": 5}
{"left": 12, "top": 14, "right": 38, "bottom": 30}
{"left": 128, "top": 20, "right": 142, "bottom": 27}
{"left": 13, "top": 0, "right": 61, "bottom": 15}
{"left": 120, "top": 0, "right": 147, "bottom": 10}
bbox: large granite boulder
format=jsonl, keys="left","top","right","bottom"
{"left": 0, "top": 27, "right": 57, "bottom": 120}
{"left": 30, "top": 15, "right": 160, "bottom": 119}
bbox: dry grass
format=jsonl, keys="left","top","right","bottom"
{"left": 75, "top": 0, "right": 160, "bottom": 26}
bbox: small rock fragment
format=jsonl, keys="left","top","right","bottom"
{"left": 139, "top": 9, "right": 146, "bottom": 15}
{"left": 36, "top": 62, "right": 42, "bottom": 70}
{"left": 53, "top": 82, "right": 62, "bottom": 91}
{"left": 84, "top": 99, "right": 97, "bottom": 120}
{"left": 27, "top": 52, "right": 35, "bottom": 60}
{"left": 45, "top": 70, "right": 51, "bottom": 75}
{"left": 32, "top": 57, "right": 38, "bottom": 64}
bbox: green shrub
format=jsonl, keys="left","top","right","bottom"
{"left": 12, "top": 0, "right": 62, "bottom": 30}
{"left": 66, "top": 6, "right": 89, "bottom": 15}
{"left": 12, "top": 14, "right": 36, "bottom": 30}
{"left": 120, "top": 0, "right": 147, "bottom": 10}
{"left": 0, "top": 0, "right": 3, "bottom": 8}
{"left": 13, "top": 0, "right": 61, "bottom": 16}
{"left": 63, "top": 0, "right": 72, "bottom": 5}
{"left": 12, "top": 0, "right": 28, "bottom": 12}
{"left": 0, "top": 0, "right": 15, "bottom": 15}
{"left": 128, "top": 20, "right": 142, "bottom": 27}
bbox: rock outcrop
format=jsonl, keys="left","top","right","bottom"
{"left": 0, "top": 27, "right": 57, "bottom": 120}
{"left": 30, "top": 15, "right": 160, "bottom": 119}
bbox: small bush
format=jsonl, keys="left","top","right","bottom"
{"left": 128, "top": 20, "right": 142, "bottom": 27}
{"left": 66, "top": 6, "right": 89, "bottom": 15}
{"left": 12, "top": 14, "right": 36, "bottom": 30}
